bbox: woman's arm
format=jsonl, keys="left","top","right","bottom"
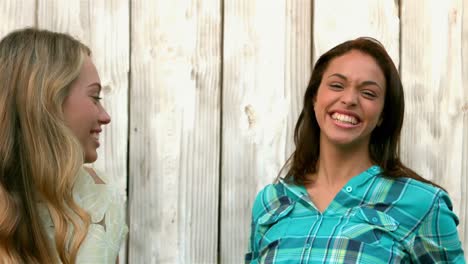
{"left": 407, "top": 191, "right": 465, "bottom": 263}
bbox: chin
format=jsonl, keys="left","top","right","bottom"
{"left": 332, "top": 140, "right": 356, "bottom": 147}
{"left": 331, "top": 137, "right": 368, "bottom": 149}
{"left": 84, "top": 153, "right": 98, "bottom": 164}
{"left": 328, "top": 135, "right": 357, "bottom": 144}
{"left": 322, "top": 133, "right": 355, "bottom": 145}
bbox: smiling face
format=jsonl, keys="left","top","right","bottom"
{"left": 62, "top": 56, "right": 111, "bottom": 163}
{"left": 314, "top": 50, "right": 385, "bottom": 149}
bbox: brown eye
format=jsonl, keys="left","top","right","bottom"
{"left": 329, "top": 83, "right": 344, "bottom": 90}
{"left": 91, "top": 96, "right": 102, "bottom": 103}
{"left": 361, "top": 90, "right": 377, "bottom": 99}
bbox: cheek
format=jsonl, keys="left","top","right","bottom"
{"left": 313, "top": 95, "right": 328, "bottom": 118}
{"left": 64, "top": 112, "right": 89, "bottom": 141}
{"left": 314, "top": 88, "right": 335, "bottom": 111}
{"left": 367, "top": 104, "right": 385, "bottom": 126}
{"left": 313, "top": 102, "right": 327, "bottom": 129}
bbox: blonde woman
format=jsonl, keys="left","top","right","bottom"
{"left": 0, "top": 28, "right": 127, "bottom": 263}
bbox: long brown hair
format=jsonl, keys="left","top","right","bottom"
{"left": 0, "top": 28, "right": 91, "bottom": 263}
{"left": 282, "top": 37, "right": 441, "bottom": 189}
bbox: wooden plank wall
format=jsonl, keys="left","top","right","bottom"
{"left": 400, "top": 0, "right": 465, "bottom": 241}
{"left": 462, "top": 0, "right": 468, "bottom": 248}
{"left": 129, "top": 0, "right": 221, "bottom": 263}
{"left": 0, "top": 0, "right": 467, "bottom": 263}
{"left": 222, "top": 0, "right": 286, "bottom": 261}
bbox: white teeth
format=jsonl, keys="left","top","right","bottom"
{"left": 331, "top": 113, "right": 358, "bottom": 125}
{"left": 91, "top": 132, "right": 99, "bottom": 141}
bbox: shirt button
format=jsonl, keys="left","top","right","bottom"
{"left": 372, "top": 217, "right": 378, "bottom": 223}
{"left": 305, "top": 243, "right": 311, "bottom": 248}
{"left": 345, "top": 186, "right": 353, "bottom": 192}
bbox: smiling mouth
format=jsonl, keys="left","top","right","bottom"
{"left": 91, "top": 132, "right": 100, "bottom": 142}
{"left": 331, "top": 112, "right": 359, "bottom": 125}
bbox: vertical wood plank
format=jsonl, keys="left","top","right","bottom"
{"left": 458, "top": 0, "right": 468, "bottom": 253}
{"left": 129, "top": 0, "right": 221, "bottom": 262}
{"left": 36, "top": 0, "right": 130, "bottom": 262}
{"left": 400, "top": 0, "right": 465, "bottom": 248}
{"left": 221, "top": 1, "right": 285, "bottom": 262}
{"left": 1, "top": 1, "right": 466, "bottom": 261}
{"left": 221, "top": 0, "right": 313, "bottom": 262}
{"left": 36, "top": 1, "right": 82, "bottom": 36}
{"left": 0, "top": 0, "right": 35, "bottom": 37}
{"left": 313, "top": 0, "right": 400, "bottom": 65}
{"left": 182, "top": 2, "right": 221, "bottom": 262}
{"left": 284, "top": 0, "right": 313, "bottom": 158}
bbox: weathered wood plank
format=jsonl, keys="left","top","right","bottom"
{"left": 129, "top": 0, "right": 221, "bottom": 262}
{"left": 400, "top": 0, "right": 465, "bottom": 248}
{"left": 221, "top": 0, "right": 314, "bottom": 262}
{"left": 313, "top": 0, "right": 400, "bottom": 64}
{"left": 462, "top": 111, "right": 468, "bottom": 255}
{"left": 36, "top": 0, "right": 130, "bottom": 262}
{"left": 2, "top": 1, "right": 466, "bottom": 262}
{"left": 284, "top": 0, "right": 313, "bottom": 157}
{"left": 0, "top": 0, "right": 35, "bottom": 36}
{"left": 459, "top": 0, "right": 468, "bottom": 254}
{"left": 37, "top": 1, "right": 85, "bottom": 39}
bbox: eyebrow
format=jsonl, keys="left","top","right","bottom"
{"left": 327, "top": 73, "right": 383, "bottom": 90}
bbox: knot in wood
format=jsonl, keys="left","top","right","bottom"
{"left": 244, "top": 105, "right": 256, "bottom": 128}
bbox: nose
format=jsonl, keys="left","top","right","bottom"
{"left": 340, "top": 88, "right": 358, "bottom": 106}
{"left": 99, "top": 107, "right": 111, "bottom": 125}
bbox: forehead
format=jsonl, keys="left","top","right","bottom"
{"left": 324, "top": 50, "right": 385, "bottom": 83}
{"left": 75, "top": 56, "right": 100, "bottom": 85}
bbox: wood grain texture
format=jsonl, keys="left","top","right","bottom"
{"left": 128, "top": 0, "right": 221, "bottom": 262}
{"left": 459, "top": 0, "right": 468, "bottom": 254}
{"left": 36, "top": 0, "right": 130, "bottom": 262}
{"left": 400, "top": 0, "right": 465, "bottom": 249}
{"left": 221, "top": 0, "right": 285, "bottom": 262}
{"left": 284, "top": 0, "right": 313, "bottom": 159}
{"left": 2, "top": 1, "right": 467, "bottom": 262}
{"left": 0, "top": 0, "right": 35, "bottom": 36}
{"left": 221, "top": 0, "right": 314, "bottom": 262}
{"left": 313, "top": 0, "right": 400, "bottom": 65}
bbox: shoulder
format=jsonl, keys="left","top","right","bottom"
{"left": 79, "top": 166, "right": 123, "bottom": 195}
{"left": 388, "top": 176, "right": 452, "bottom": 216}
{"left": 75, "top": 166, "right": 126, "bottom": 216}
{"left": 399, "top": 178, "right": 459, "bottom": 228}
{"left": 373, "top": 175, "right": 458, "bottom": 233}
{"left": 386, "top": 179, "right": 465, "bottom": 261}
{"left": 83, "top": 166, "right": 106, "bottom": 184}
{"left": 82, "top": 166, "right": 114, "bottom": 185}
{"left": 251, "top": 182, "right": 294, "bottom": 222}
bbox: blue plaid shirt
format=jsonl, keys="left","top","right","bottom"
{"left": 246, "top": 166, "right": 465, "bottom": 263}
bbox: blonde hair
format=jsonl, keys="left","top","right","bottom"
{"left": 0, "top": 28, "right": 92, "bottom": 263}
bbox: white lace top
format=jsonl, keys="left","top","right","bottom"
{"left": 38, "top": 167, "right": 128, "bottom": 263}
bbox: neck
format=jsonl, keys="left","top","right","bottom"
{"left": 313, "top": 136, "right": 373, "bottom": 187}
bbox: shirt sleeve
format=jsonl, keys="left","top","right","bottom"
{"left": 245, "top": 187, "right": 266, "bottom": 264}
{"left": 408, "top": 191, "right": 465, "bottom": 263}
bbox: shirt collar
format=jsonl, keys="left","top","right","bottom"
{"left": 278, "top": 165, "right": 382, "bottom": 210}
